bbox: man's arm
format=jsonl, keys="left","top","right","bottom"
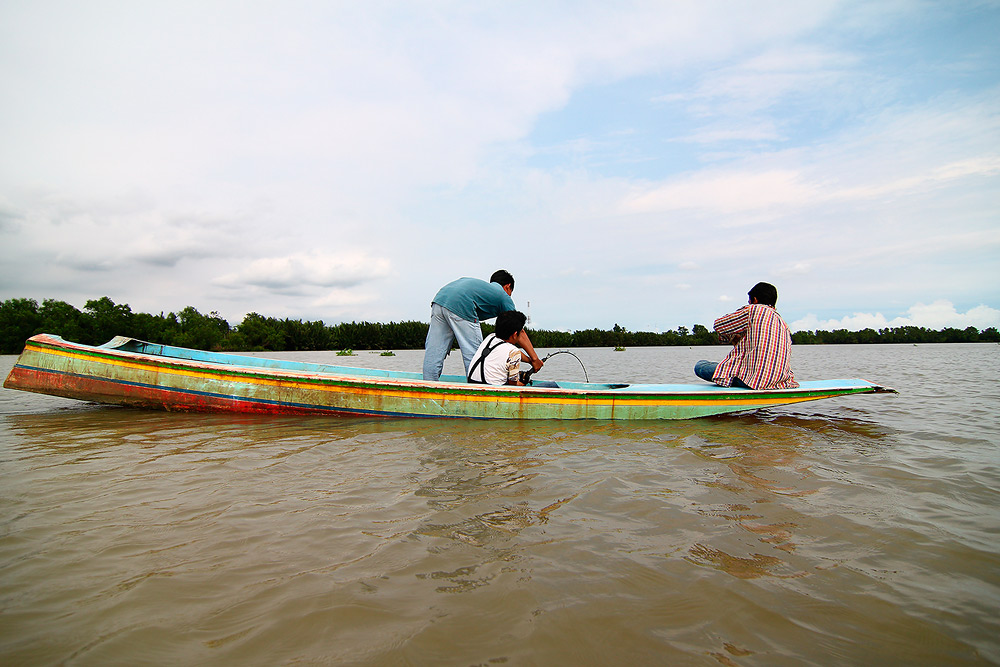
{"left": 714, "top": 306, "right": 750, "bottom": 345}
{"left": 505, "top": 349, "right": 525, "bottom": 385}
{"left": 514, "top": 330, "right": 544, "bottom": 372}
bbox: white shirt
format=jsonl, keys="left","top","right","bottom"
{"left": 467, "top": 334, "right": 521, "bottom": 385}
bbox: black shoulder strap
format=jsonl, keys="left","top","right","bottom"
{"left": 467, "top": 335, "right": 506, "bottom": 384}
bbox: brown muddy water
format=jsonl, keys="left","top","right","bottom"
{"left": 1, "top": 344, "right": 998, "bottom": 665}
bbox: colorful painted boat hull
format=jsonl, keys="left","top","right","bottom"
{"left": 4, "top": 334, "right": 896, "bottom": 420}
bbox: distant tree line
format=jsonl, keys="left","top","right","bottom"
{"left": 790, "top": 326, "right": 998, "bottom": 344}
{"left": 1, "top": 296, "right": 997, "bottom": 355}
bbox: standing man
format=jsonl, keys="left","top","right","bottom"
{"left": 422, "top": 270, "right": 543, "bottom": 381}
{"left": 694, "top": 282, "right": 798, "bottom": 390}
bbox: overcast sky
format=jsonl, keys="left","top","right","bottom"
{"left": 2, "top": 1, "right": 998, "bottom": 334}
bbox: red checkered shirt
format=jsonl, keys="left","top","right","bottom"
{"left": 712, "top": 304, "right": 798, "bottom": 390}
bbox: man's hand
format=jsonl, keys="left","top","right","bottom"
{"left": 718, "top": 331, "right": 743, "bottom": 345}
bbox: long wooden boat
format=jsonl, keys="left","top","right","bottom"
{"left": 4, "top": 334, "right": 896, "bottom": 420}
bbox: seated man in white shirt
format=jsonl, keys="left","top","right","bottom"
{"left": 466, "top": 310, "right": 537, "bottom": 385}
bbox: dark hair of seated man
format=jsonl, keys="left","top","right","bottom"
{"left": 494, "top": 310, "right": 527, "bottom": 340}
{"left": 748, "top": 282, "right": 778, "bottom": 307}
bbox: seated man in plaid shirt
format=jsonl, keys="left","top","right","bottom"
{"left": 695, "top": 282, "right": 798, "bottom": 390}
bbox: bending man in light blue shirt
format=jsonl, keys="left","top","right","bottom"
{"left": 422, "top": 270, "right": 543, "bottom": 381}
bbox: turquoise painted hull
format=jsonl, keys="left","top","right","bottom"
{"left": 4, "top": 334, "right": 896, "bottom": 420}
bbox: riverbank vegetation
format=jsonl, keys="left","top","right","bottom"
{"left": 1, "top": 296, "right": 997, "bottom": 354}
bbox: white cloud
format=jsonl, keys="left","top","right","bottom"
{"left": 0, "top": 191, "right": 240, "bottom": 270}
{"left": 791, "top": 300, "right": 1000, "bottom": 332}
{"left": 682, "top": 121, "right": 782, "bottom": 144}
{"left": 829, "top": 156, "right": 1000, "bottom": 203}
{"left": 213, "top": 251, "right": 391, "bottom": 294}
{"left": 663, "top": 44, "right": 857, "bottom": 119}
{"left": 310, "top": 288, "right": 382, "bottom": 318}
{"left": 775, "top": 262, "right": 812, "bottom": 277}
{"left": 621, "top": 169, "right": 818, "bottom": 215}
{"left": 619, "top": 93, "right": 1000, "bottom": 221}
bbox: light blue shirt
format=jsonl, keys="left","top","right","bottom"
{"left": 432, "top": 277, "right": 516, "bottom": 322}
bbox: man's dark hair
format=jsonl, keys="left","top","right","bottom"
{"left": 748, "top": 282, "right": 778, "bottom": 307}
{"left": 495, "top": 310, "right": 526, "bottom": 340}
{"left": 490, "top": 269, "right": 514, "bottom": 290}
